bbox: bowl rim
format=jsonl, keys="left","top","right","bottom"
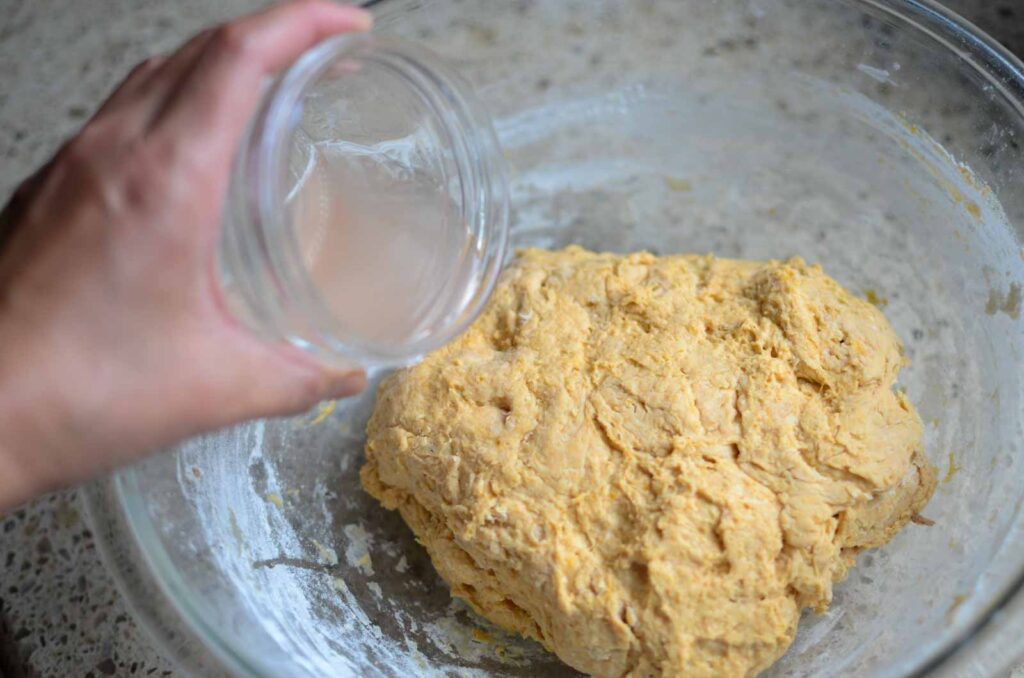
{"left": 842, "top": 6, "right": 1024, "bottom": 675}
{"left": 88, "top": 1, "right": 1024, "bottom": 676}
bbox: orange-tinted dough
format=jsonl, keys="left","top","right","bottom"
{"left": 362, "top": 246, "right": 935, "bottom": 677}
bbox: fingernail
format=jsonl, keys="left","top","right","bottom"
{"left": 345, "top": 6, "right": 374, "bottom": 32}
{"left": 326, "top": 370, "right": 367, "bottom": 399}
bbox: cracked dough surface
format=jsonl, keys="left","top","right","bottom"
{"left": 361, "top": 247, "right": 935, "bottom": 678}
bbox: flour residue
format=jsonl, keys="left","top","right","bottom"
{"left": 312, "top": 540, "right": 339, "bottom": 567}
{"left": 343, "top": 523, "right": 375, "bottom": 576}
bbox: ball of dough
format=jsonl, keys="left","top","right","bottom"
{"left": 361, "top": 247, "right": 935, "bottom": 678}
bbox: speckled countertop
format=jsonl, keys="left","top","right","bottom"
{"left": 1, "top": 1, "right": 1024, "bottom": 677}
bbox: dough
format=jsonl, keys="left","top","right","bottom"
{"left": 361, "top": 247, "right": 935, "bottom": 677}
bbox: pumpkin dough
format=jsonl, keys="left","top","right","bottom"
{"left": 361, "top": 247, "right": 935, "bottom": 677}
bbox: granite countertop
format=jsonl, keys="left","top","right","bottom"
{"left": 1, "top": 1, "right": 1023, "bottom": 677}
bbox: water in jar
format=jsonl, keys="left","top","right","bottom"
{"left": 283, "top": 61, "right": 465, "bottom": 350}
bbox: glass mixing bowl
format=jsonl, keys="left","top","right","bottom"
{"left": 84, "top": 1, "right": 1024, "bottom": 676}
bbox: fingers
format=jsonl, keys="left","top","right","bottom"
{"left": 94, "top": 55, "right": 168, "bottom": 119}
{"left": 127, "top": 29, "right": 219, "bottom": 128}
{"left": 92, "top": 2, "right": 370, "bottom": 141}
{"left": 198, "top": 330, "right": 369, "bottom": 428}
{"left": 211, "top": 1, "right": 372, "bottom": 75}
{"left": 264, "top": 346, "right": 369, "bottom": 417}
{"left": 237, "top": 359, "right": 368, "bottom": 421}
{"left": 328, "top": 369, "right": 368, "bottom": 399}
{"left": 151, "top": 2, "right": 372, "bottom": 155}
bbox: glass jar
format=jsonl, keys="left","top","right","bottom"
{"left": 218, "top": 34, "right": 509, "bottom": 368}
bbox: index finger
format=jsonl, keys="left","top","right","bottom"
{"left": 213, "top": 1, "right": 372, "bottom": 75}
{"left": 152, "top": 1, "right": 372, "bottom": 153}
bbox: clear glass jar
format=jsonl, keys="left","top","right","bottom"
{"left": 218, "top": 34, "right": 509, "bottom": 368}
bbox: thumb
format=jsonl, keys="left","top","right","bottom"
{"left": 209, "top": 335, "right": 368, "bottom": 425}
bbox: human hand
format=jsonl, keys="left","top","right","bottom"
{"left": 0, "top": 1, "right": 372, "bottom": 509}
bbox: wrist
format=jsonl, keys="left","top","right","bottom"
{"left": 0, "top": 324, "right": 96, "bottom": 509}
{"left": 0, "top": 383, "right": 58, "bottom": 509}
